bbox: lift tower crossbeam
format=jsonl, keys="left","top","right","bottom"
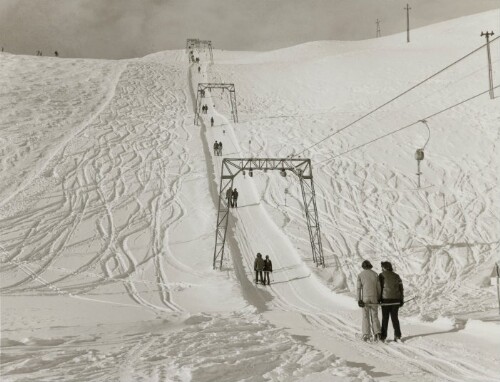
{"left": 186, "top": 39, "right": 213, "bottom": 63}
{"left": 195, "top": 83, "right": 238, "bottom": 125}
{"left": 213, "top": 158, "right": 325, "bottom": 270}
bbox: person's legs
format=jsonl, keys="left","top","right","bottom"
{"left": 369, "top": 305, "right": 381, "bottom": 336}
{"left": 381, "top": 306, "right": 390, "bottom": 340}
{"left": 390, "top": 306, "right": 402, "bottom": 338}
{"left": 258, "top": 271, "right": 263, "bottom": 284}
{"left": 264, "top": 272, "right": 270, "bottom": 285}
{"left": 234, "top": 199, "right": 237, "bottom": 208}
{"left": 361, "top": 306, "right": 371, "bottom": 337}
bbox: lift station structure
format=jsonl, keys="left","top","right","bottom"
{"left": 213, "top": 158, "right": 325, "bottom": 270}
{"left": 195, "top": 83, "right": 238, "bottom": 125}
{"left": 186, "top": 38, "right": 214, "bottom": 63}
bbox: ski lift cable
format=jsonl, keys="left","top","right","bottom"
{"left": 292, "top": 36, "right": 500, "bottom": 158}
{"left": 315, "top": 85, "right": 499, "bottom": 166}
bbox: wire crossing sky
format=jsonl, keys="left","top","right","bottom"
{"left": 0, "top": 0, "right": 499, "bottom": 58}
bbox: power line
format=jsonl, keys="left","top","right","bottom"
{"left": 315, "top": 85, "right": 499, "bottom": 166}
{"left": 293, "top": 36, "right": 500, "bottom": 159}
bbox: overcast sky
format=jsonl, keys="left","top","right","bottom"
{"left": 0, "top": 0, "right": 499, "bottom": 59}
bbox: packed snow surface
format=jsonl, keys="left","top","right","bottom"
{"left": 1, "top": 10, "right": 500, "bottom": 382}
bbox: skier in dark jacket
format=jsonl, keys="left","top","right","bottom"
{"left": 225, "top": 187, "right": 233, "bottom": 206}
{"left": 379, "top": 261, "right": 404, "bottom": 342}
{"left": 254, "top": 253, "right": 264, "bottom": 284}
{"left": 231, "top": 188, "right": 238, "bottom": 208}
{"left": 210, "top": 117, "right": 214, "bottom": 127}
{"left": 218, "top": 141, "right": 222, "bottom": 156}
{"left": 263, "top": 255, "right": 273, "bottom": 285}
{"left": 213, "top": 141, "right": 218, "bottom": 156}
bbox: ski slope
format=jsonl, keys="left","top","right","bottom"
{"left": 1, "top": 10, "right": 500, "bottom": 382}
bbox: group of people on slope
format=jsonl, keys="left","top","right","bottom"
{"left": 254, "top": 253, "right": 273, "bottom": 285}
{"left": 357, "top": 260, "right": 404, "bottom": 342}
{"left": 213, "top": 140, "right": 223, "bottom": 156}
{"left": 225, "top": 187, "right": 239, "bottom": 208}
{"left": 201, "top": 105, "right": 209, "bottom": 114}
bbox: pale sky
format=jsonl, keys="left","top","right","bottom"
{"left": 0, "top": 0, "right": 499, "bottom": 58}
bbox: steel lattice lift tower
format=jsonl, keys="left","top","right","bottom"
{"left": 186, "top": 38, "right": 214, "bottom": 63}
{"left": 195, "top": 83, "right": 238, "bottom": 125}
{"left": 213, "top": 158, "right": 325, "bottom": 269}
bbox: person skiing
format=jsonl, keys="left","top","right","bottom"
{"left": 54, "top": 51, "right": 59, "bottom": 57}
{"left": 198, "top": 66, "right": 201, "bottom": 73}
{"left": 210, "top": 117, "right": 214, "bottom": 127}
{"left": 231, "top": 188, "right": 238, "bottom": 208}
{"left": 263, "top": 255, "right": 273, "bottom": 285}
{"left": 225, "top": 186, "right": 233, "bottom": 206}
{"left": 357, "top": 260, "right": 382, "bottom": 342}
{"left": 379, "top": 261, "right": 404, "bottom": 342}
{"left": 213, "top": 140, "right": 218, "bottom": 156}
{"left": 218, "top": 141, "right": 223, "bottom": 156}
{"left": 254, "top": 253, "right": 264, "bottom": 284}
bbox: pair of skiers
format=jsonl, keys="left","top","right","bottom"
{"left": 254, "top": 253, "right": 272, "bottom": 285}
{"left": 213, "top": 141, "right": 223, "bottom": 156}
{"left": 357, "top": 260, "right": 404, "bottom": 342}
{"left": 225, "top": 187, "right": 238, "bottom": 208}
{"left": 201, "top": 105, "right": 208, "bottom": 114}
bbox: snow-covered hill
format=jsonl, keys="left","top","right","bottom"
{"left": 1, "top": 10, "right": 499, "bottom": 382}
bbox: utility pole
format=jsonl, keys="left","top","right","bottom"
{"left": 404, "top": 4, "right": 411, "bottom": 43}
{"left": 376, "top": 19, "right": 381, "bottom": 38}
{"left": 481, "top": 31, "right": 495, "bottom": 99}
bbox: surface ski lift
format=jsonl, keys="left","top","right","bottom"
{"left": 415, "top": 120, "right": 431, "bottom": 188}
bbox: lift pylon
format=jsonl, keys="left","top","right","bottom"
{"left": 213, "top": 158, "right": 325, "bottom": 270}
{"left": 186, "top": 38, "right": 214, "bottom": 64}
{"left": 195, "top": 83, "right": 238, "bottom": 125}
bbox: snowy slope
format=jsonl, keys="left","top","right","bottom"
{"left": 1, "top": 9, "right": 500, "bottom": 382}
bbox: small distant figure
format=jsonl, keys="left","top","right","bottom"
{"left": 254, "top": 253, "right": 264, "bottom": 284}
{"left": 201, "top": 89, "right": 205, "bottom": 98}
{"left": 217, "top": 141, "right": 223, "bottom": 156}
{"left": 231, "top": 188, "right": 238, "bottom": 208}
{"left": 223, "top": 129, "right": 225, "bottom": 134}
{"left": 213, "top": 140, "right": 219, "bottom": 156}
{"left": 1, "top": 47, "right": 4, "bottom": 52}
{"left": 263, "top": 255, "right": 273, "bottom": 285}
{"left": 357, "top": 260, "right": 382, "bottom": 342}
{"left": 379, "top": 261, "right": 404, "bottom": 342}
{"left": 195, "top": 57, "right": 200, "bottom": 63}
{"left": 210, "top": 117, "right": 214, "bottom": 127}
{"left": 54, "top": 51, "right": 59, "bottom": 57}
{"left": 225, "top": 186, "right": 233, "bottom": 206}
{"left": 198, "top": 66, "right": 201, "bottom": 73}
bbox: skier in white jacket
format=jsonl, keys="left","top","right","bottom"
{"left": 357, "top": 260, "right": 382, "bottom": 341}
